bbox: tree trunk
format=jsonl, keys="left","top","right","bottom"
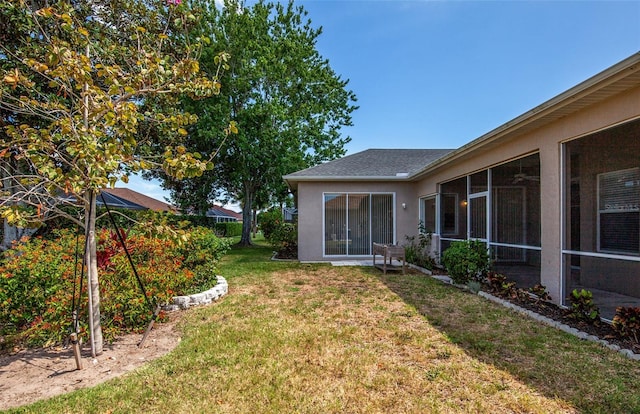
{"left": 85, "top": 190, "right": 103, "bottom": 356}
{"left": 2, "top": 221, "right": 36, "bottom": 251}
{"left": 1, "top": 220, "right": 17, "bottom": 251}
{"left": 251, "top": 208, "right": 257, "bottom": 239}
{"left": 239, "top": 187, "right": 254, "bottom": 246}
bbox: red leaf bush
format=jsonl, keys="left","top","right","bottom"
{"left": 0, "top": 226, "right": 230, "bottom": 349}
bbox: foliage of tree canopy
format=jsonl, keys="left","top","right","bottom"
{"left": 0, "top": 0, "right": 231, "bottom": 354}
{"left": 156, "top": 0, "right": 358, "bottom": 245}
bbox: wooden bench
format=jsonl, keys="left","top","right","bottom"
{"left": 373, "top": 242, "right": 405, "bottom": 274}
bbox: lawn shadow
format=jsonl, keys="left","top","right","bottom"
{"left": 369, "top": 267, "right": 640, "bottom": 413}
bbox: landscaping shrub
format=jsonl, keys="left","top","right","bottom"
{"left": 163, "top": 215, "right": 242, "bottom": 237}
{"left": 258, "top": 208, "right": 284, "bottom": 240}
{"left": 213, "top": 222, "right": 243, "bottom": 237}
{"left": 0, "top": 225, "right": 230, "bottom": 349}
{"left": 484, "top": 272, "right": 552, "bottom": 304}
{"left": 268, "top": 223, "right": 297, "bottom": 248}
{"left": 612, "top": 306, "right": 640, "bottom": 343}
{"left": 176, "top": 227, "right": 232, "bottom": 294}
{"left": 441, "top": 240, "right": 490, "bottom": 285}
{"left": 403, "top": 222, "right": 436, "bottom": 270}
{"left": 529, "top": 284, "right": 552, "bottom": 303}
{"left": 0, "top": 231, "right": 79, "bottom": 347}
{"left": 567, "top": 288, "right": 601, "bottom": 324}
{"left": 486, "top": 271, "right": 510, "bottom": 295}
{"left": 166, "top": 214, "right": 214, "bottom": 228}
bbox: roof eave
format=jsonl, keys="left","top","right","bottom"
{"left": 284, "top": 175, "right": 411, "bottom": 190}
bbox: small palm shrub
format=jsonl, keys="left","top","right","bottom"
{"left": 441, "top": 240, "right": 490, "bottom": 285}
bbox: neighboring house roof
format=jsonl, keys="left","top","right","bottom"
{"left": 284, "top": 149, "right": 454, "bottom": 186}
{"left": 206, "top": 205, "right": 243, "bottom": 221}
{"left": 100, "top": 188, "right": 176, "bottom": 212}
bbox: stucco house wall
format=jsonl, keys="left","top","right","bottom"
{"left": 296, "top": 180, "right": 416, "bottom": 262}
{"left": 285, "top": 52, "right": 640, "bottom": 309}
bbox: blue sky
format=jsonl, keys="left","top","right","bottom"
{"left": 125, "top": 0, "right": 640, "bottom": 205}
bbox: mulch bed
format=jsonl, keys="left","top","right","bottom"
{"left": 273, "top": 245, "right": 298, "bottom": 260}
{"left": 484, "top": 287, "right": 640, "bottom": 354}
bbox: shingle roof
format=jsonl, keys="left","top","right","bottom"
{"left": 207, "top": 205, "right": 242, "bottom": 220}
{"left": 284, "top": 149, "right": 453, "bottom": 180}
{"left": 97, "top": 191, "right": 147, "bottom": 210}
{"left": 100, "top": 188, "right": 176, "bottom": 212}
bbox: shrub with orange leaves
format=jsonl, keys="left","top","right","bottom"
{"left": 0, "top": 227, "right": 230, "bottom": 349}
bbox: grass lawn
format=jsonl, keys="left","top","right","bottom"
{"left": 7, "top": 240, "right": 640, "bottom": 413}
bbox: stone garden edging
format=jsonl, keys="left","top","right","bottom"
{"left": 477, "top": 291, "right": 640, "bottom": 361}
{"left": 270, "top": 252, "right": 298, "bottom": 262}
{"left": 161, "top": 275, "right": 228, "bottom": 312}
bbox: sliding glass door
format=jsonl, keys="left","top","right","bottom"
{"left": 324, "top": 193, "right": 394, "bottom": 256}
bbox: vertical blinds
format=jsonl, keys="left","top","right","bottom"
{"left": 598, "top": 168, "right": 640, "bottom": 254}
{"left": 324, "top": 193, "right": 394, "bottom": 256}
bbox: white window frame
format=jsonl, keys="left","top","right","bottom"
{"left": 419, "top": 194, "right": 439, "bottom": 235}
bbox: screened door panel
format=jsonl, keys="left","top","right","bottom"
{"left": 470, "top": 195, "right": 487, "bottom": 240}
{"left": 492, "top": 187, "right": 526, "bottom": 261}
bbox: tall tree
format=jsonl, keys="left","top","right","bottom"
{"left": 159, "top": 0, "right": 357, "bottom": 245}
{"left": 0, "top": 0, "right": 230, "bottom": 355}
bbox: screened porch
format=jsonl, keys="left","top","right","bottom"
{"left": 433, "top": 153, "right": 542, "bottom": 290}
{"left": 563, "top": 119, "right": 640, "bottom": 320}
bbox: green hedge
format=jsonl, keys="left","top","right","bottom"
{"left": 214, "top": 222, "right": 243, "bottom": 237}
{"left": 167, "top": 215, "right": 243, "bottom": 237}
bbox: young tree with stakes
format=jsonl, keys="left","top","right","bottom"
{"left": 0, "top": 0, "right": 234, "bottom": 355}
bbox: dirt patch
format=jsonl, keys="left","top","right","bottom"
{"left": 0, "top": 313, "right": 182, "bottom": 410}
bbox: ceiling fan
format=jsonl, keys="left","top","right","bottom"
{"left": 512, "top": 160, "right": 539, "bottom": 184}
